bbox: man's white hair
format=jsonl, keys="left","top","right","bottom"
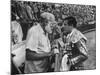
{"left": 40, "top": 12, "right": 56, "bottom": 22}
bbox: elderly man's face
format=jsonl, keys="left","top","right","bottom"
{"left": 45, "top": 21, "right": 56, "bottom": 34}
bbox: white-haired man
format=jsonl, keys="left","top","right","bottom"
{"left": 24, "top": 12, "right": 57, "bottom": 73}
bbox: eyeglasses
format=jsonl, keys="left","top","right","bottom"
{"left": 49, "top": 22, "right": 57, "bottom": 28}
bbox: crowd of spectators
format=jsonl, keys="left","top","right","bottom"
{"left": 11, "top": 0, "right": 96, "bottom": 40}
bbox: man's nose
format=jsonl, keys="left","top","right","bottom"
{"left": 50, "top": 24, "right": 54, "bottom": 29}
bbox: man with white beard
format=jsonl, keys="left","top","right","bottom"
{"left": 24, "top": 12, "right": 57, "bottom": 73}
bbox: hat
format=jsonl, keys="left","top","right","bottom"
{"left": 40, "top": 12, "right": 56, "bottom": 22}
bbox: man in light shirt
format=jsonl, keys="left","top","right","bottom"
{"left": 24, "top": 12, "right": 57, "bottom": 73}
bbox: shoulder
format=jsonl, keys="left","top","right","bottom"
{"left": 11, "top": 21, "right": 22, "bottom": 31}
{"left": 28, "top": 23, "right": 40, "bottom": 34}
{"left": 68, "top": 29, "right": 87, "bottom": 43}
{"left": 26, "top": 24, "right": 40, "bottom": 41}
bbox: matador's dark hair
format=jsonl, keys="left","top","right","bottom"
{"left": 63, "top": 16, "right": 77, "bottom": 28}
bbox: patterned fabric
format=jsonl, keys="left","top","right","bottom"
{"left": 67, "top": 28, "right": 87, "bottom": 44}
{"left": 60, "top": 28, "right": 88, "bottom": 71}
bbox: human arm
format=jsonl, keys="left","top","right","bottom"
{"left": 70, "top": 39, "right": 88, "bottom": 65}
{"left": 26, "top": 49, "right": 54, "bottom": 61}
{"left": 26, "top": 28, "right": 51, "bottom": 61}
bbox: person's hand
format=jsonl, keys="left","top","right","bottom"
{"left": 48, "top": 50, "right": 54, "bottom": 56}
{"left": 54, "top": 48, "right": 59, "bottom": 54}
{"left": 70, "top": 57, "right": 78, "bottom": 65}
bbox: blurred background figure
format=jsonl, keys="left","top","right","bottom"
{"left": 11, "top": 13, "right": 23, "bottom": 47}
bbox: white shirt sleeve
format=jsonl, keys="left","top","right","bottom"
{"left": 26, "top": 27, "right": 38, "bottom": 52}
